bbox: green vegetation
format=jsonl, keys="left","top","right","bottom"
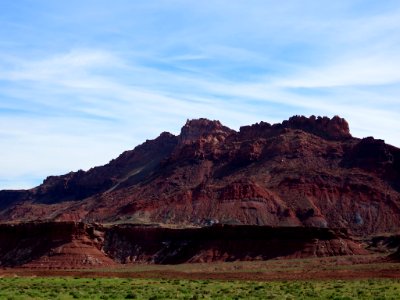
{"left": 0, "top": 277, "right": 399, "bottom": 299}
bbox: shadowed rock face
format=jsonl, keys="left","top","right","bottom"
{"left": 103, "top": 224, "right": 367, "bottom": 264}
{"left": 0, "top": 222, "right": 367, "bottom": 268}
{"left": 0, "top": 115, "right": 399, "bottom": 236}
{"left": 0, "top": 222, "right": 114, "bottom": 268}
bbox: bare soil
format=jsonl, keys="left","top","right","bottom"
{"left": 1, "top": 255, "right": 400, "bottom": 281}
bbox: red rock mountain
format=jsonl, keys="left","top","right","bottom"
{"left": 1, "top": 115, "right": 399, "bottom": 236}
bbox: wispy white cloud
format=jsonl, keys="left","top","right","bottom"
{"left": 0, "top": 1, "right": 400, "bottom": 189}
{"left": 1, "top": 49, "right": 121, "bottom": 81}
{"left": 2, "top": 47, "right": 399, "bottom": 142}
{"left": 0, "top": 49, "right": 265, "bottom": 188}
{"left": 273, "top": 54, "right": 400, "bottom": 88}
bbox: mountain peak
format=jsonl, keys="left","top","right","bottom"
{"left": 180, "top": 118, "right": 235, "bottom": 143}
{"left": 239, "top": 115, "right": 351, "bottom": 140}
{"left": 283, "top": 115, "right": 351, "bottom": 140}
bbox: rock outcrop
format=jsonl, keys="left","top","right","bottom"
{"left": 0, "top": 222, "right": 367, "bottom": 268}
{"left": 104, "top": 224, "right": 367, "bottom": 264}
{"left": 0, "top": 222, "right": 115, "bottom": 268}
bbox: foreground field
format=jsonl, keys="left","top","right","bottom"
{"left": 1, "top": 256, "right": 400, "bottom": 299}
{"left": 0, "top": 277, "right": 400, "bottom": 300}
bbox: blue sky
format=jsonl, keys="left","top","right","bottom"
{"left": 1, "top": 0, "right": 400, "bottom": 189}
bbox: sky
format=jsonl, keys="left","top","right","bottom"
{"left": 1, "top": 0, "right": 400, "bottom": 189}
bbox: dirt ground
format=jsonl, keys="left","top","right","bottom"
{"left": 1, "top": 255, "right": 400, "bottom": 281}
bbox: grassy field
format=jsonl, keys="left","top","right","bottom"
{"left": 0, "top": 277, "right": 400, "bottom": 299}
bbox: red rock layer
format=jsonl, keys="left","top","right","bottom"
{"left": 0, "top": 222, "right": 367, "bottom": 268}
{"left": 104, "top": 224, "right": 367, "bottom": 264}
{"left": 0, "top": 222, "right": 115, "bottom": 269}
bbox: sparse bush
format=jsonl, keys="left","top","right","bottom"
{"left": 0, "top": 277, "right": 400, "bottom": 299}
{"left": 125, "top": 292, "right": 137, "bottom": 299}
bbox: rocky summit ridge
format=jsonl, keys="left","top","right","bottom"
{"left": 0, "top": 115, "right": 399, "bottom": 237}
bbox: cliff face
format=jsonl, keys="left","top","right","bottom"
{"left": 0, "top": 222, "right": 115, "bottom": 268}
{"left": 103, "top": 224, "right": 366, "bottom": 264}
{"left": 0, "top": 222, "right": 367, "bottom": 268}
{"left": 0, "top": 115, "right": 399, "bottom": 236}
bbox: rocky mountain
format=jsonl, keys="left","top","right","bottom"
{"left": 1, "top": 115, "right": 399, "bottom": 237}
